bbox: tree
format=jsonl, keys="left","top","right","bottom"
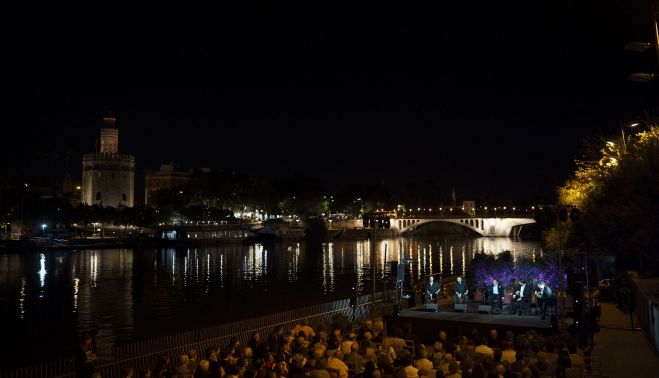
{"left": 556, "top": 118, "right": 659, "bottom": 273}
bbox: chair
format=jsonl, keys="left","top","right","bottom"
{"left": 517, "top": 297, "right": 532, "bottom": 315}
{"left": 502, "top": 294, "right": 513, "bottom": 313}
{"left": 473, "top": 290, "right": 484, "bottom": 303}
{"left": 474, "top": 290, "right": 491, "bottom": 313}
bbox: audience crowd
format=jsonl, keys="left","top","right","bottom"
{"left": 81, "top": 318, "right": 593, "bottom": 378}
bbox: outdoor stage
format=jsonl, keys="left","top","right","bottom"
{"left": 384, "top": 304, "right": 554, "bottom": 345}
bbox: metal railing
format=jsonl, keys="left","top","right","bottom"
{"left": 0, "top": 360, "right": 74, "bottom": 378}
{"left": 1, "top": 295, "right": 380, "bottom": 378}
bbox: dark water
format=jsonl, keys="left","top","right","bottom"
{"left": 0, "top": 236, "right": 542, "bottom": 368}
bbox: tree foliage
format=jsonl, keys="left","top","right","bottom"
{"left": 556, "top": 118, "right": 659, "bottom": 272}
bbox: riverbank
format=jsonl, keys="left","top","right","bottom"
{"left": 0, "top": 229, "right": 405, "bottom": 253}
{"left": 0, "top": 237, "right": 161, "bottom": 252}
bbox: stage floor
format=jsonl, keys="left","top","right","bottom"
{"left": 397, "top": 307, "right": 551, "bottom": 329}
{"left": 385, "top": 305, "right": 553, "bottom": 344}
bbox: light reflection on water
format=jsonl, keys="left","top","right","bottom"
{"left": 0, "top": 236, "right": 540, "bottom": 368}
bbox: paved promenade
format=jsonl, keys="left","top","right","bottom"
{"left": 592, "top": 302, "right": 659, "bottom": 378}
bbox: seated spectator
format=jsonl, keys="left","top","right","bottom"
{"left": 440, "top": 353, "right": 453, "bottom": 376}
{"left": 195, "top": 360, "right": 213, "bottom": 378}
{"left": 400, "top": 352, "right": 419, "bottom": 378}
{"left": 341, "top": 333, "right": 357, "bottom": 355}
{"left": 445, "top": 362, "right": 460, "bottom": 378}
{"left": 533, "top": 354, "right": 555, "bottom": 378}
{"left": 327, "top": 350, "right": 349, "bottom": 378}
{"left": 474, "top": 338, "right": 493, "bottom": 358}
{"left": 312, "top": 358, "right": 331, "bottom": 378}
{"left": 500, "top": 341, "right": 516, "bottom": 364}
{"left": 414, "top": 346, "right": 433, "bottom": 371}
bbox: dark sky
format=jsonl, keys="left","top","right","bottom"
{"left": 4, "top": 1, "right": 658, "bottom": 203}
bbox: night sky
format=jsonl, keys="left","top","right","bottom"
{"left": 4, "top": 1, "right": 658, "bottom": 203}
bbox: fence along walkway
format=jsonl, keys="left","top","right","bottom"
{"left": 0, "top": 294, "right": 379, "bottom": 378}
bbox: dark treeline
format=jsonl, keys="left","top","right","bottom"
{"left": 0, "top": 170, "right": 511, "bottom": 231}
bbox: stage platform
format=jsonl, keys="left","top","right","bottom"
{"left": 384, "top": 304, "right": 554, "bottom": 345}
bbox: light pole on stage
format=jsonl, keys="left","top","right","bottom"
{"left": 370, "top": 226, "right": 376, "bottom": 323}
{"left": 552, "top": 204, "right": 581, "bottom": 331}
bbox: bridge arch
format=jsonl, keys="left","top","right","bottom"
{"left": 391, "top": 217, "right": 536, "bottom": 237}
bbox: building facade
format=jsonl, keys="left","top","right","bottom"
{"left": 82, "top": 115, "right": 135, "bottom": 207}
{"left": 462, "top": 200, "right": 476, "bottom": 216}
{"left": 144, "top": 163, "right": 192, "bottom": 205}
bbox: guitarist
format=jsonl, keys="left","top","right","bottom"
{"left": 512, "top": 279, "right": 531, "bottom": 315}
{"left": 535, "top": 281, "right": 555, "bottom": 320}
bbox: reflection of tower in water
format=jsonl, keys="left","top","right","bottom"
{"left": 322, "top": 243, "right": 335, "bottom": 294}
{"left": 72, "top": 249, "right": 135, "bottom": 363}
{"left": 355, "top": 240, "right": 365, "bottom": 295}
{"left": 287, "top": 244, "right": 301, "bottom": 283}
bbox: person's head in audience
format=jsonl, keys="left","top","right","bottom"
{"left": 493, "top": 349, "right": 502, "bottom": 362}
{"left": 448, "top": 362, "right": 459, "bottom": 376}
{"left": 495, "top": 363, "right": 506, "bottom": 376}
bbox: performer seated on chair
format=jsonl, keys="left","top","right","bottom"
{"left": 535, "top": 280, "right": 555, "bottom": 320}
{"left": 426, "top": 276, "right": 440, "bottom": 302}
{"left": 454, "top": 276, "right": 469, "bottom": 304}
{"left": 418, "top": 277, "right": 428, "bottom": 305}
{"left": 512, "top": 278, "right": 531, "bottom": 315}
{"left": 488, "top": 278, "right": 503, "bottom": 311}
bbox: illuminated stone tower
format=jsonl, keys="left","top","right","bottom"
{"left": 82, "top": 114, "right": 135, "bottom": 207}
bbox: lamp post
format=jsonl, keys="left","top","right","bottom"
{"left": 18, "top": 183, "right": 29, "bottom": 238}
{"left": 624, "top": 3, "right": 659, "bottom": 82}
{"left": 371, "top": 227, "right": 376, "bottom": 323}
{"left": 556, "top": 209, "right": 564, "bottom": 330}
{"left": 552, "top": 204, "right": 580, "bottom": 330}
{"left": 620, "top": 121, "right": 645, "bottom": 154}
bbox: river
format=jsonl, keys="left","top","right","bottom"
{"left": 0, "top": 235, "right": 542, "bottom": 368}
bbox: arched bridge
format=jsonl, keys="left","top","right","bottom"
{"left": 392, "top": 216, "right": 536, "bottom": 237}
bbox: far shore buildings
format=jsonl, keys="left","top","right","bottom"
{"left": 144, "top": 163, "right": 192, "bottom": 205}
{"left": 82, "top": 114, "right": 135, "bottom": 207}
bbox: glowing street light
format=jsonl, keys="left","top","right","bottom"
{"left": 624, "top": 8, "right": 659, "bottom": 83}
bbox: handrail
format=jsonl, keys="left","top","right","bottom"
{"left": 1, "top": 296, "right": 382, "bottom": 378}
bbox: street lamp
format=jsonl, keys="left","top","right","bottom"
{"left": 624, "top": 3, "right": 659, "bottom": 82}
{"left": 621, "top": 120, "right": 650, "bottom": 152}
{"left": 41, "top": 224, "right": 47, "bottom": 234}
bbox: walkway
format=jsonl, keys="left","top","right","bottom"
{"left": 591, "top": 302, "right": 659, "bottom": 377}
